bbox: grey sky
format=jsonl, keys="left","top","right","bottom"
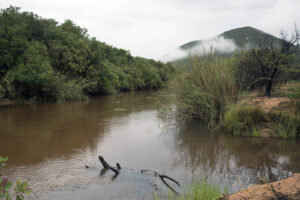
{"left": 1, "top": 0, "right": 300, "bottom": 61}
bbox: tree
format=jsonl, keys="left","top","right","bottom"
{"left": 11, "top": 42, "right": 57, "bottom": 100}
{"left": 250, "top": 25, "right": 300, "bottom": 97}
{"left": 0, "top": 6, "right": 174, "bottom": 101}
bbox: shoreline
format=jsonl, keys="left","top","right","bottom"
{"left": 0, "top": 100, "right": 18, "bottom": 107}
{"left": 223, "top": 173, "right": 300, "bottom": 200}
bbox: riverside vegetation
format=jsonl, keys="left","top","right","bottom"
{"left": 0, "top": 157, "right": 31, "bottom": 200}
{"left": 0, "top": 6, "right": 174, "bottom": 102}
{"left": 154, "top": 181, "right": 224, "bottom": 200}
{"left": 163, "top": 26, "right": 300, "bottom": 138}
{"left": 1, "top": 5, "right": 300, "bottom": 200}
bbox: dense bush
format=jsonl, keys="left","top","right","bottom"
{"left": 269, "top": 112, "right": 300, "bottom": 138}
{"left": 0, "top": 6, "right": 174, "bottom": 101}
{"left": 223, "top": 104, "right": 267, "bottom": 136}
{"left": 287, "top": 83, "right": 300, "bottom": 112}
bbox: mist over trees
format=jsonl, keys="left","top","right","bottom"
{"left": 0, "top": 6, "right": 174, "bottom": 101}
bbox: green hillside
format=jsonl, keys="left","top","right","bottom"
{"left": 180, "top": 26, "right": 282, "bottom": 50}
{"left": 0, "top": 6, "right": 174, "bottom": 102}
{"left": 220, "top": 26, "right": 282, "bottom": 48}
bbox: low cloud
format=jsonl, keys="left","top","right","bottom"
{"left": 164, "top": 36, "right": 238, "bottom": 61}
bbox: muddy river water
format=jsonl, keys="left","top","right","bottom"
{"left": 0, "top": 91, "right": 299, "bottom": 199}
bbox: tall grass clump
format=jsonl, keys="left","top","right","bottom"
{"left": 177, "top": 181, "right": 223, "bottom": 200}
{"left": 223, "top": 104, "right": 267, "bottom": 136}
{"left": 270, "top": 112, "right": 300, "bottom": 138}
{"left": 272, "top": 83, "right": 300, "bottom": 138}
{"left": 168, "top": 54, "right": 239, "bottom": 127}
{"left": 287, "top": 83, "right": 300, "bottom": 113}
{"left": 153, "top": 180, "right": 223, "bottom": 200}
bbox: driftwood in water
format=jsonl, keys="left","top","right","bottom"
{"left": 141, "top": 169, "right": 180, "bottom": 194}
{"left": 141, "top": 169, "right": 180, "bottom": 186}
{"left": 98, "top": 156, "right": 180, "bottom": 194}
{"left": 98, "top": 156, "right": 119, "bottom": 175}
{"left": 116, "top": 163, "right": 121, "bottom": 169}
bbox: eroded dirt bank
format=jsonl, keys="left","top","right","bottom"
{"left": 223, "top": 173, "right": 300, "bottom": 200}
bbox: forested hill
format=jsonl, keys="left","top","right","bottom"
{"left": 0, "top": 6, "right": 174, "bottom": 102}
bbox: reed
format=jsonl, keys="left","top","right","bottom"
{"left": 153, "top": 180, "right": 223, "bottom": 200}
{"left": 168, "top": 53, "right": 239, "bottom": 127}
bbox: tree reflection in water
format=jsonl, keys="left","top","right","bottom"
{"left": 169, "top": 122, "right": 300, "bottom": 191}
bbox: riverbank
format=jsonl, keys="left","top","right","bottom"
{"left": 222, "top": 82, "right": 300, "bottom": 138}
{"left": 0, "top": 99, "right": 41, "bottom": 107}
{"left": 0, "top": 100, "right": 18, "bottom": 107}
{"left": 223, "top": 173, "right": 300, "bottom": 200}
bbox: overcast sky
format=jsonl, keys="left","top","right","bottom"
{"left": 1, "top": 0, "right": 300, "bottom": 61}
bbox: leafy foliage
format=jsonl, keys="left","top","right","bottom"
{"left": 235, "top": 47, "right": 299, "bottom": 96}
{"left": 0, "top": 6, "right": 174, "bottom": 102}
{"left": 0, "top": 157, "right": 31, "bottom": 200}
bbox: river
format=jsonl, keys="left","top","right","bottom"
{"left": 0, "top": 91, "right": 299, "bottom": 199}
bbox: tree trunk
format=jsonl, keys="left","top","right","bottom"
{"left": 265, "top": 67, "right": 278, "bottom": 97}
{"left": 265, "top": 80, "right": 273, "bottom": 97}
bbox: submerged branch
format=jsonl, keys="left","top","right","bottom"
{"left": 98, "top": 156, "right": 180, "bottom": 194}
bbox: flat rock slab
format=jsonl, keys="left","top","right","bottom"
{"left": 223, "top": 173, "right": 300, "bottom": 200}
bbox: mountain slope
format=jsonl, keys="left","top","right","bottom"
{"left": 220, "top": 26, "right": 281, "bottom": 48}
{"left": 180, "top": 26, "right": 282, "bottom": 51}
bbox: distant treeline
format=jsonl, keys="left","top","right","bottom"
{"left": 0, "top": 6, "right": 174, "bottom": 101}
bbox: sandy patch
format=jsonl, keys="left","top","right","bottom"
{"left": 251, "top": 97, "right": 290, "bottom": 113}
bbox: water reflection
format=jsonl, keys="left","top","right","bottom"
{"left": 1, "top": 91, "right": 300, "bottom": 199}
{"left": 0, "top": 91, "right": 158, "bottom": 166}
{"left": 171, "top": 123, "right": 300, "bottom": 189}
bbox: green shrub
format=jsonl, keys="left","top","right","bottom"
{"left": 0, "top": 6, "right": 175, "bottom": 102}
{"left": 168, "top": 54, "right": 238, "bottom": 127}
{"left": 251, "top": 128, "right": 261, "bottom": 137}
{"left": 54, "top": 77, "right": 88, "bottom": 102}
{"left": 287, "top": 84, "right": 300, "bottom": 99}
{"left": 0, "top": 156, "right": 31, "bottom": 200}
{"left": 223, "top": 104, "right": 267, "bottom": 136}
{"left": 287, "top": 84, "right": 300, "bottom": 113}
{"left": 0, "top": 84, "right": 4, "bottom": 100}
{"left": 10, "top": 42, "right": 57, "bottom": 101}
{"left": 270, "top": 112, "right": 300, "bottom": 138}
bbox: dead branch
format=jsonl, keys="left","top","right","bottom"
{"left": 160, "top": 176, "right": 179, "bottom": 194}
{"left": 141, "top": 169, "right": 180, "bottom": 186}
{"left": 98, "top": 156, "right": 119, "bottom": 175}
{"left": 116, "top": 163, "right": 121, "bottom": 169}
{"left": 98, "top": 156, "right": 180, "bottom": 194}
